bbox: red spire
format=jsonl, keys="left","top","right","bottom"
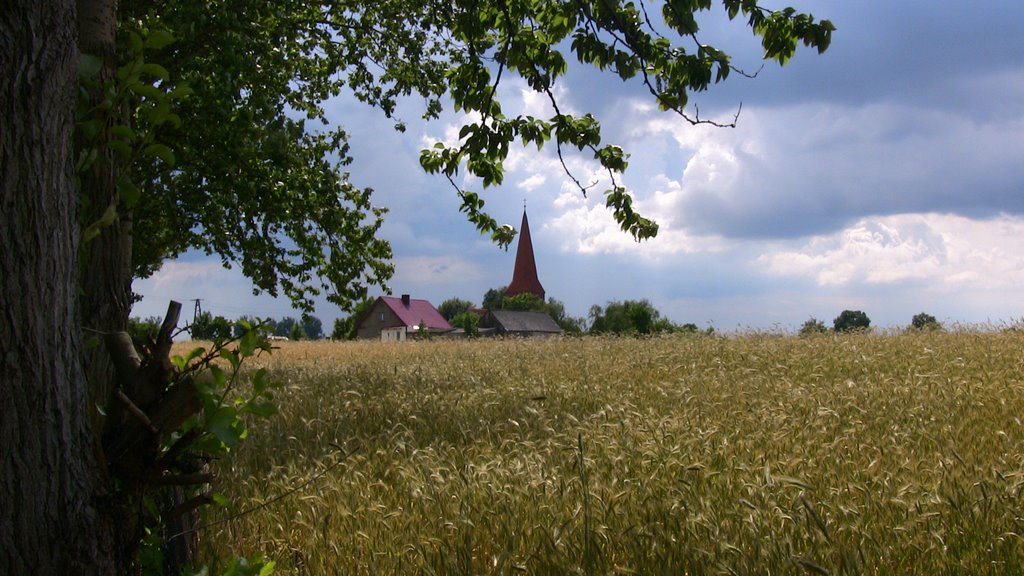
{"left": 506, "top": 209, "right": 545, "bottom": 300}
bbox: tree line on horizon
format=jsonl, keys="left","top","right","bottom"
{"left": 331, "top": 286, "right": 703, "bottom": 339}
{"left": 129, "top": 312, "right": 325, "bottom": 342}
{"left": 129, "top": 300, "right": 945, "bottom": 343}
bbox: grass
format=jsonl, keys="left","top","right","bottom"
{"left": 197, "top": 331, "right": 1024, "bottom": 574}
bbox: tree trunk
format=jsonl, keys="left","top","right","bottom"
{"left": 0, "top": 1, "right": 117, "bottom": 574}
{"left": 78, "top": 0, "right": 134, "bottom": 412}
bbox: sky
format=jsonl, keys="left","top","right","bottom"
{"left": 134, "top": 0, "right": 1024, "bottom": 333}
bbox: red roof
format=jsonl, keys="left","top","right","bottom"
{"left": 379, "top": 296, "right": 452, "bottom": 330}
{"left": 505, "top": 210, "right": 545, "bottom": 299}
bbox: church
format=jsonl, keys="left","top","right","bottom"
{"left": 354, "top": 208, "right": 561, "bottom": 339}
{"left": 478, "top": 209, "right": 562, "bottom": 337}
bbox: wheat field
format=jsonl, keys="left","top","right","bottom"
{"left": 196, "top": 331, "right": 1024, "bottom": 574}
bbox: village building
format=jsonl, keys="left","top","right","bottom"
{"left": 504, "top": 209, "right": 545, "bottom": 301}
{"left": 485, "top": 209, "right": 563, "bottom": 338}
{"left": 355, "top": 294, "right": 452, "bottom": 341}
{"left": 355, "top": 209, "right": 560, "bottom": 341}
{"left": 479, "top": 309, "right": 562, "bottom": 337}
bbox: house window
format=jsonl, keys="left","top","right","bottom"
{"left": 379, "top": 312, "right": 385, "bottom": 322}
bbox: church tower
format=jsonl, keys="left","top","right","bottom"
{"left": 505, "top": 209, "right": 545, "bottom": 300}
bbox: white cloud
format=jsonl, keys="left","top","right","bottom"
{"left": 545, "top": 186, "right": 727, "bottom": 258}
{"left": 145, "top": 260, "right": 231, "bottom": 291}
{"left": 392, "top": 255, "right": 486, "bottom": 286}
{"left": 758, "top": 213, "right": 1024, "bottom": 289}
{"left": 517, "top": 173, "right": 547, "bottom": 191}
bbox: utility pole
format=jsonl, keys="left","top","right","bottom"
{"left": 190, "top": 299, "right": 203, "bottom": 323}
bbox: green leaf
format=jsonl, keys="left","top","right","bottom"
{"left": 251, "top": 368, "right": 270, "bottom": 395}
{"left": 174, "top": 346, "right": 206, "bottom": 370}
{"left": 118, "top": 179, "right": 141, "bottom": 208}
{"left": 140, "top": 62, "right": 170, "bottom": 81}
{"left": 206, "top": 406, "right": 243, "bottom": 448}
{"left": 82, "top": 203, "right": 118, "bottom": 243}
{"left": 145, "top": 29, "right": 176, "bottom": 50}
{"left": 109, "top": 125, "right": 136, "bottom": 141}
{"left": 246, "top": 400, "right": 278, "bottom": 418}
{"left": 80, "top": 54, "right": 103, "bottom": 79}
{"left": 238, "top": 328, "right": 259, "bottom": 357}
{"left": 210, "top": 492, "right": 232, "bottom": 509}
{"left": 209, "top": 364, "right": 227, "bottom": 388}
{"left": 219, "top": 347, "right": 241, "bottom": 372}
{"left": 143, "top": 143, "right": 175, "bottom": 165}
{"left": 107, "top": 139, "right": 132, "bottom": 160}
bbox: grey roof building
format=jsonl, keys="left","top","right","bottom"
{"left": 481, "top": 309, "right": 562, "bottom": 337}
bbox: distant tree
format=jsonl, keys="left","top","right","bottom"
{"left": 289, "top": 322, "right": 307, "bottom": 341}
{"left": 542, "top": 298, "right": 586, "bottom": 335}
{"left": 833, "top": 310, "right": 871, "bottom": 333}
{"left": 275, "top": 316, "right": 299, "bottom": 338}
{"left": 590, "top": 299, "right": 675, "bottom": 335}
{"left": 261, "top": 317, "right": 278, "bottom": 336}
{"left": 332, "top": 299, "right": 375, "bottom": 340}
{"left": 331, "top": 317, "right": 348, "bottom": 340}
{"left": 127, "top": 316, "right": 163, "bottom": 344}
{"left": 799, "top": 317, "right": 829, "bottom": 336}
{"left": 231, "top": 314, "right": 272, "bottom": 338}
{"left": 450, "top": 312, "right": 480, "bottom": 337}
{"left": 679, "top": 323, "right": 700, "bottom": 333}
{"left": 911, "top": 312, "right": 942, "bottom": 331}
{"left": 503, "top": 292, "right": 544, "bottom": 311}
{"left": 190, "top": 311, "right": 233, "bottom": 340}
{"left": 482, "top": 286, "right": 507, "bottom": 311}
{"left": 302, "top": 315, "right": 324, "bottom": 340}
{"left": 438, "top": 298, "right": 475, "bottom": 320}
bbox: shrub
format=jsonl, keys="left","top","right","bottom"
{"left": 450, "top": 311, "right": 480, "bottom": 337}
{"left": 799, "top": 317, "right": 829, "bottom": 336}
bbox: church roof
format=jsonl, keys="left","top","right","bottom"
{"left": 505, "top": 210, "right": 545, "bottom": 299}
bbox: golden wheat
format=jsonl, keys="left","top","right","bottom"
{"left": 195, "top": 332, "right": 1024, "bottom": 574}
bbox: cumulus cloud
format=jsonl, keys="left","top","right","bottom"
{"left": 758, "top": 213, "right": 1024, "bottom": 289}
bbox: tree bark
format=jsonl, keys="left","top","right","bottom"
{"left": 78, "top": 0, "right": 134, "bottom": 413}
{"left": 0, "top": 1, "right": 116, "bottom": 574}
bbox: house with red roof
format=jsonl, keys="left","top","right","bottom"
{"left": 355, "top": 294, "right": 453, "bottom": 341}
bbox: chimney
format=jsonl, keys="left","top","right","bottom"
{"left": 401, "top": 294, "right": 411, "bottom": 307}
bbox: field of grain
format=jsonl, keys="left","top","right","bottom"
{"left": 198, "top": 332, "right": 1024, "bottom": 574}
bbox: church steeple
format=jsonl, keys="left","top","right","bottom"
{"left": 506, "top": 209, "right": 545, "bottom": 300}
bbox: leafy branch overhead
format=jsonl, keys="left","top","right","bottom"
{"left": 123, "top": 0, "right": 832, "bottom": 309}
